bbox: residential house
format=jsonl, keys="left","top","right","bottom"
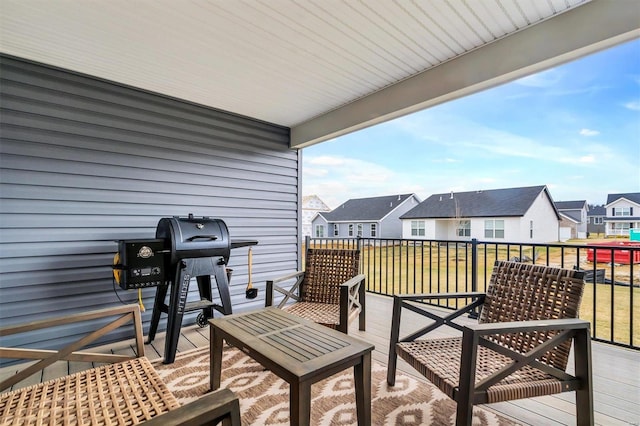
{"left": 555, "top": 200, "right": 588, "bottom": 240}
{"left": 312, "top": 194, "right": 420, "bottom": 239}
{"left": 587, "top": 204, "right": 606, "bottom": 236}
{"left": 400, "top": 186, "right": 560, "bottom": 243}
{"left": 301, "top": 195, "right": 331, "bottom": 238}
{"left": 604, "top": 193, "right": 640, "bottom": 237}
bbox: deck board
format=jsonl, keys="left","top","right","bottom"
{"left": 1, "top": 293, "right": 638, "bottom": 425}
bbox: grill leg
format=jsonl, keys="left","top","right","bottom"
{"left": 212, "top": 260, "right": 233, "bottom": 315}
{"left": 164, "top": 261, "right": 190, "bottom": 364}
{"left": 147, "top": 283, "right": 168, "bottom": 343}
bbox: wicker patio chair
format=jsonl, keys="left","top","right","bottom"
{"left": 265, "top": 248, "right": 366, "bottom": 333}
{"left": 0, "top": 304, "right": 240, "bottom": 425}
{"left": 387, "top": 260, "right": 593, "bottom": 426}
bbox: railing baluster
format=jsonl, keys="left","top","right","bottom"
{"left": 611, "top": 252, "right": 615, "bottom": 343}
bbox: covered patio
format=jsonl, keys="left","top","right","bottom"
{"left": 1, "top": 0, "right": 639, "bottom": 424}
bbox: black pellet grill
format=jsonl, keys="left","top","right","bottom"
{"left": 114, "top": 214, "right": 256, "bottom": 364}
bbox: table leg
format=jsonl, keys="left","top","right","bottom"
{"left": 291, "top": 380, "right": 311, "bottom": 426}
{"left": 355, "top": 352, "right": 371, "bottom": 426}
{"left": 210, "top": 326, "right": 224, "bottom": 391}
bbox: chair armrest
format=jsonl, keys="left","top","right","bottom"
{"left": 266, "top": 271, "right": 305, "bottom": 307}
{"left": 465, "top": 318, "right": 590, "bottom": 335}
{"left": 267, "top": 270, "right": 305, "bottom": 285}
{"left": 394, "top": 292, "right": 485, "bottom": 301}
{"left": 391, "top": 292, "right": 486, "bottom": 337}
{"left": 143, "top": 388, "right": 240, "bottom": 426}
{"left": 388, "top": 292, "right": 486, "bottom": 358}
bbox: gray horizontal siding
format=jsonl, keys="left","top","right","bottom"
{"left": 0, "top": 55, "right": 300, "bottom": 355}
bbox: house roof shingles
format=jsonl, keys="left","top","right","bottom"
{"left": 321, "top": 194, "right": 415, "bottom": 222}
{"left": 606, "top": 193, "right": 640, "bottom": 205}
{"left": 588, "top": 205, "right": 606, "bottom": 216}
{"left": 401, "top": 185, "right": 552, "bottom": 219}
{"left": 554, "top": 200, "right": 586, "bottom": 210}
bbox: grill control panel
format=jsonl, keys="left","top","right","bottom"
{"left": 114, "top": 239, "right": 166, "bottom": 289}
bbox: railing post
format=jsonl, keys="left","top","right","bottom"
{"left": 469, "top": 238, "right": 479, "bottom": 319}
{"left": 471, "top": 238, "right": 478, "bottom": 293}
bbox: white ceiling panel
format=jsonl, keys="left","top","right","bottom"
{"left": 1, "top": 0, "right": 638, "bottom": 148}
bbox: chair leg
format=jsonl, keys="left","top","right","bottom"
{"left": 574, "top": 329, "right": 594, "bottom": 426}
{"left": 387, "top": 296, "right": 402, "bottom": 386}
{"left": 455, "top": 402, "right": 473, "bottom": 426}
{"left": 265, "top": 280, "right": 274, "bottom": 307}
{"left": 455, "top": 328, "right": 478, "bottom": 426}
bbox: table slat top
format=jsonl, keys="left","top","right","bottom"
{"left": 210, "top": 308, "right": 373, "bottom": 379}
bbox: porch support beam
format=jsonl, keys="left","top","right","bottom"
{"left": 290, "top": 0, "right": 640, "bottom": 149}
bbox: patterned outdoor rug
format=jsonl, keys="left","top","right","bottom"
{"left": 151, "top": 346, "right": 519, "bottom": 425}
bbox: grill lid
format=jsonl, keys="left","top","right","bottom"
{"left": 156, "top": 214, "right": 230, "bottom": 264}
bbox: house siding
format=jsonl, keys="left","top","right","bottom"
{"left": 521, "top": 191, "right": 560, "bottom": 243}
{"left": 379, "top": 197, "right": 419, "bottom": 238}
{"left": 0, "top": 56, "right": 298, "bottom": 351}
{"left": 605, "top": 198, "right": 640, "bottom": 237}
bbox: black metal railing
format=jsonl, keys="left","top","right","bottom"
{"left": 306, "top": 236, "right": 639, "bottom": 350}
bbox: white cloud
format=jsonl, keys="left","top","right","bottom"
{"left": 392, "top": 112, "right": 614, "bottom": 167}
{"left": 579, "top": 128, "right": 600, "bottom": 137}
{"left": 577, "top": 155, "right": 596, "bottom": 163}
{"left": 624, "top": 101, "right": 640, "bottom": 111}
{"left": 308, "top": 156, "right": 346, "bottom": 166}
{"left": 514, "top": 69, "right": 563, "bottom": 88}
{"left": 303, "top": 155, "right": 404, "bottom": 207}
{"left": 304, "top": 167, "right": 328, "bottom": 177}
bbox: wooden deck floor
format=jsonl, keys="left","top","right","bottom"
{"left": 2, "top": 293, "right": 638, "bottom": 425}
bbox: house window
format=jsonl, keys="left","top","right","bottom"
{"left": 594, "top": 217, "right": 603, "bottom": 225}
{"left": 484, "top": 219, "right": 505, "bottom": 239}
{"left": 333, "top": 224, "right": 339, "bottom": 236}
{"left": 315, "top": 225, "right": 324, "bottom": 238}
{"left": 530, "top": 220, "right": 533, "bottom": 239}
{"left": 411, "top": 220, "right": 425, "bottom": 236}
{"left": 357, "top": 224, "right": 363, "bottom": 237}
{"left": 348, "top": 224, "right": 354, "bottom": 237}
{"left": 370, "top": 223, "right": 377, "bottom": 237}
{"left": 456, "top": 220, "right": 470, "bottom": 237}
{"left": 614, "top": 207, "right": 632, "bottom": 217}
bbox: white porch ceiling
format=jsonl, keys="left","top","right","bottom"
{"left": 1, "top": 0, "right": 638, "bottom": 148}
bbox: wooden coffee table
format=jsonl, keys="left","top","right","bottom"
{"left": 209, "top": 307, "right": 374, "bottom": 425}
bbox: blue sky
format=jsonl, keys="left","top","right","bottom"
{"left": 303, "top": 38, "right": 640, "bottom": 209}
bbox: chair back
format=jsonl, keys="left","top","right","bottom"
{"left": 301, "top": 248, "right": 361, "bottom": 305}
{"left": 479, "top": 261, "right": 585, "bottom": 371}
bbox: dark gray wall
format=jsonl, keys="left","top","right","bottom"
{"left": 0, "top": 55, "right": 299, "bottom": 353}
